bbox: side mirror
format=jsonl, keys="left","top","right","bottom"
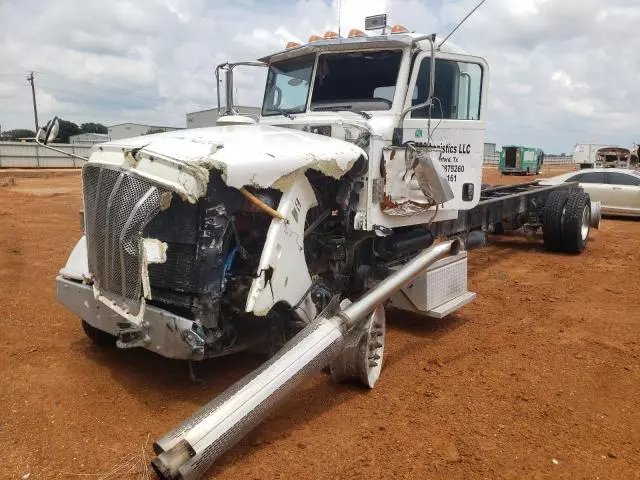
{"left": 37, "top": 117, "right": 59, "bottom": 145}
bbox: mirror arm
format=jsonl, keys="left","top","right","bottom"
{"left": 35, "top": 118, "right": 88, "bottom": 162}
{"left": 34, "top": 135, "right": 89, "bottom": 162}
{"left": 393, "top": 34, "right": 437, "bottom": 146}
{"left": 214, "top": 61, "right": 266, "bottom": 116}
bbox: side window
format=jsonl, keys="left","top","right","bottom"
{"left": 580, "top": 172, "right": 606, "bottom": 184}
{"left": 411, "top": 58, "right": 483, "bottom": 120}
{"left": 373, "top": 86, "right": 395, "bottom": 103}
{"left": 565, "top": 173, "right": 584, "bottom": 182}
{"left": 608, "top": 172, "right": 640, "bottom": 186}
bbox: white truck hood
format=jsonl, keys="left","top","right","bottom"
{"left": 99, "top": 124, "right": 367, "bottom": 193}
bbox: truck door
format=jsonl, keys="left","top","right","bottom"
{"left": 400, "top": 51, "right": 488, "bottom": 210}
{"left": 522, "top": 149, "right": 536, "bottom": 171}
{"left": 504, "top": 147, "right": 517, "bottom": 169}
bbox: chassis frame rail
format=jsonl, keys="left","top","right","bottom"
{"left": 434, "top": 181, "right": 579, "bottom": 237}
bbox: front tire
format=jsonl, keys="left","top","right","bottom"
{"left": 81, "top": 320, "right": 117, "bottom": 347}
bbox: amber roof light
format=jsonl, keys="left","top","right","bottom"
{"left": 391, "top": 24, "right": 409, "bottom": 34}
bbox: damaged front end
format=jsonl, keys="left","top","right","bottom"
{"left": 61, "top": 164, "right": 271, "bottom": 359}
{"left": 57, "top": 124, "right": 367, "bottom": 360}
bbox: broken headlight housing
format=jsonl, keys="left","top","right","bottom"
{"left": 341, "top": 124, "right": 370, "bottom": 149}
{"left": 302, "top": 123, "right": 370, "bottom": 149}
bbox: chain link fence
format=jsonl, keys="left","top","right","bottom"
{"left": 483, "top": 154, "right": 574, "bottom": 166}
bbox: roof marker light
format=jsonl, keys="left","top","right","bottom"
{"left": 324, "top": 31, "right": 339, "bottom": 39}
{"left": 286, "top": 41, "right": 301, "bottom": 49}
{"left": 391, "top": 24, "right": 409, "bottom": 34}
{"left": 348, "top": 29, "right": 366, "bottom": 38}
{"left": 308, "top": 34, "right": 323, "bottom": 42}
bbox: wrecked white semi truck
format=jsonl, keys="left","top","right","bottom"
{"left": 49, "top": 15, "right": 599, "bottom": 480}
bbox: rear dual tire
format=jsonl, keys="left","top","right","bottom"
{"left": 543, "top": 190, "right": 591, "bottom": 254}
{"left": 562, "top": 191, "right": 591, "bottom": 253}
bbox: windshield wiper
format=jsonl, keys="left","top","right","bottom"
{"left": 312, "top": 105, "right": 371, "bottom": 119}
{"left": 273, "top": 108, "right": 295, "bottom": 120}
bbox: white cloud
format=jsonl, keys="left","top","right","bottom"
{"left": 505, "top": 0, "right": 549, "bottom": 17}
{"left": 165, "top": 0, "right": 192, "bottom": 23}
{"left": 0, "top": 0, "right": 638, "bottom": 152}
{"left": 558, "top": 97, "right": 594, "bottom": 117}
{"left": 551, "top": 71, "right": 588, "bottom": 93}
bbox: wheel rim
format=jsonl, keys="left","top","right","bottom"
{"left": 581, "top": 205, "right": 590, "bottom": 241}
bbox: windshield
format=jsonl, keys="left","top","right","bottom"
{"left": 311, "top": 50, "right": 402, "bottom": 112}
{"left": 262, "top": 55, "right": 314, "bottom": 116}
{"left": 261, "top": 49, "right": 403, "bottom": 116}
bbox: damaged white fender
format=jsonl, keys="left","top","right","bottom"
{"left": 245, "top": 175, "right": 318, "bottom": 321}
{"left": 59, "top": 236, "right": 90, "bottom": 282}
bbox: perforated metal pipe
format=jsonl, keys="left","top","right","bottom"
{"left": 152, "top": 239, "right": 462, "bottom": 480}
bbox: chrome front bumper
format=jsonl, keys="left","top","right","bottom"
{"left": 56, "top": 275, "right": 205, "bottom": 360}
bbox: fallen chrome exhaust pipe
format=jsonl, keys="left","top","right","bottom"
{"left": 151, "top": 238, "right": 462, "bottom": 480}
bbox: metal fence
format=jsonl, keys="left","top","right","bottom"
{"left": 1, "top": 141, "right": 576, "bottom": 169}
{"left": 0, "top": 142, "right": 92, "bottom": 168}
{"left": 483, "top": 154, "right": 574, "bottom": 166}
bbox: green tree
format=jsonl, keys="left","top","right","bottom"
{"left": 80, "top": 122, "right": 108, "bottom": 134}
{"left": 1, "top": 129, "right": 36, "bottom": 141}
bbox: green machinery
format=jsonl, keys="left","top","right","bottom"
{"left": 499, "top": 146, "right": 544, "bottom": 175}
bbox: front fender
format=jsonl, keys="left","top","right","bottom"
{"left": 245, "top": 175, "right": 318, "bottom": 321}
{"left": 59, "top": 236, "right": 90, "bottom": 282}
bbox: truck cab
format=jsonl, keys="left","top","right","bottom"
{"left": 56, "top": 22, "right": 489, "bottom": 362}
{"left": 254, "top": 28, "right": 489, "bottom": 227}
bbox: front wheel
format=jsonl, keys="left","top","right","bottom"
{"left": 81, "top": 320, "right": 117, "bottom": 347}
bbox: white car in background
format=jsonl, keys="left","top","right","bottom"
{"left": 539, "top": 168, "right": 640, "bottom": 217}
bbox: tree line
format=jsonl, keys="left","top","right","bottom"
{"left": 0, "top": 120, "right": 108, "bottom": 143}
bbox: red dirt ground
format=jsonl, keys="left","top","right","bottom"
{"left": 1, "top": 167, "right": 639, "bottom": 479}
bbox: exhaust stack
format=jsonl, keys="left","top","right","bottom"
{"left": 152, "top": 239, "right": 462, "bottom": 480}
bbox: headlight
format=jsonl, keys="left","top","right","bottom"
{"left": 341, "top": 124, "right": 370, "bottom": 149}
{"left": 307, "top": 125, "right": 332, "bottom": 137}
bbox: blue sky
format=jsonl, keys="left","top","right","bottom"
{"left": 0, "top": 0, "right": 638, "bottom": 153}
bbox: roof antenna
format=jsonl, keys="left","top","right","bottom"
{"left": 439, "top": 0, "right": 487, "bottom": 49}
{"left": 338, "top": 0, "right": 342, "bottom": 37}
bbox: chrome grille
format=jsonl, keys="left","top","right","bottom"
{"left": 82, "top": 164, "right": 166, "bottom": 311}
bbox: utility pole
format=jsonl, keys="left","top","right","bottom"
{"left": 27, "top": 72, "right": 39, "bottom": 132}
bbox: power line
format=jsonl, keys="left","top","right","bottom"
{"left": 32, "top": 70, "right": 167, "bottom": 104}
